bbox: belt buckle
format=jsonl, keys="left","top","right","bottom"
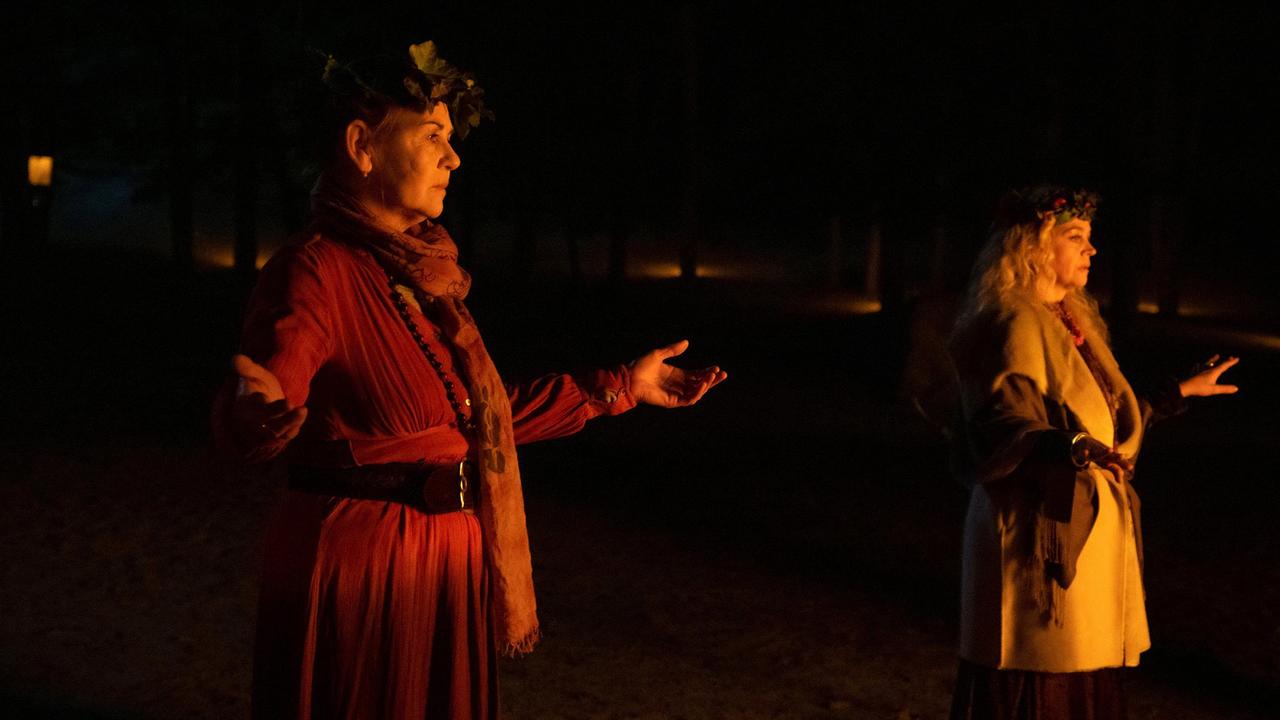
{"left": 458, "top": 459, "right": 470, "bottom": 509}
{"left": 415, "top": 460, "right": 474, "bottom": 513}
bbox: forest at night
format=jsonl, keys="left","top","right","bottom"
{"left": 3, "top": 2, "right": 1278, "bottom": 718}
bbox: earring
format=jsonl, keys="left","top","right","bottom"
{"left": 362, "top": 168, "right": 370, "bottom": 178}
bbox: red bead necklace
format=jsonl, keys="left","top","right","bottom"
{"left": 1053, "top": 301, "right": 1120, "bottom": 445}
{"left": 1053, "top": 302, "right": 1086, "bottom": 346}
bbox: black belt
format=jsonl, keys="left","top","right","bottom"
{"left": 288, "top": 461, "right": 477, "bottom": 514}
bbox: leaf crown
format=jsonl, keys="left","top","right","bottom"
{"left": 320, "top": 41, "right": 493, "bottom": 140}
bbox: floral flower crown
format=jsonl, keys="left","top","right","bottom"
{"left": 1028, "top": 186, "right": 1099, "bottom": 225}
{"left": 996, "top": 185, "right": 1100, "bottom": 228}
{"left": 321, "top": 41, "right": 493, "bottom": 140}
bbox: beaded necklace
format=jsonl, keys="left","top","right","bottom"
{"left": 1053, "top": 301, "right": 1120, "bottom": 448}
{"left": 385, "top": 273, "right": 475, "bottom": 434}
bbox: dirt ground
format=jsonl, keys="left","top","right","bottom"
{"left": 2, "top": 254, "right": 1278, "bottom": 718}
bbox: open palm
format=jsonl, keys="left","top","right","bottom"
{"left": 629, "top": 340, "right": 727, "bottom": 408}
{"left": 231, "top": 354, "right": 308, "bottom": 443}
{"left": 1179, "top": 355, "right": 1240, "bottom": 398}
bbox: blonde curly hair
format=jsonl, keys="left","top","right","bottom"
{"left": 956, "top": 194, "right": 1108, "bottom": 344}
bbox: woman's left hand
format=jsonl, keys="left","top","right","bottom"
{"left": 629, "top": 339, "right": 728, "bottom": 408}
{"left": 1179, "top": 354, "right": 1241, "bottom": 397}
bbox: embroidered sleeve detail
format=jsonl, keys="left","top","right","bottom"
{"left": 584, "top": 365, "right": 637, "bottom": 417}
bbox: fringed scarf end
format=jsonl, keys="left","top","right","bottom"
{"left": 501, "top": 626, "right": 541, "bottom": 658}
{"left": 1032, "top": 511, "right": 1068, "bottom": 627}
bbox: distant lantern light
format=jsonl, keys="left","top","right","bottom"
{"left": 28, "top": 155, "right": 53, "bottom": 187}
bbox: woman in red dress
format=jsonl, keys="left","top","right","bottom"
{"left": 215, "top": 42, "right": 726, "bottom": 719}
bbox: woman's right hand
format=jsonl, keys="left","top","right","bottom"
{"left": 1071, "top": 433, "right": 1134, "bottom": 478}
{"left": 231, "top": 354, "right": 308, "bottom": 445}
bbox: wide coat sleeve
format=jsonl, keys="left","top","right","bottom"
{"left": 950, "top": 305, "right": 1088, "bottom": 522}
{"left": 960, "top": 374, "right": 1086, "bottom": 522}
{"left": 1136, "top": 376, "right": 1188, "bottom": 428}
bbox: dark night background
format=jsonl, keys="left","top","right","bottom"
{"left": 3, "top": 2, "right": 1279, "bottom": 718}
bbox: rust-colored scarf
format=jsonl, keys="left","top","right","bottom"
{"left": 311, "top": 178, "right": 540, "bottom": 655}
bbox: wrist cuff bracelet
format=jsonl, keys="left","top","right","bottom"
{"left": 1069, "top": 432, "right": 1090, "bottom": 469}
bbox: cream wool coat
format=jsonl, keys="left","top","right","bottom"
{"left": 952, "top": 298, "right": 1149, "bottom": 673}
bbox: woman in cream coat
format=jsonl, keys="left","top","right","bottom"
{"left": 947, "top": 186, "right": 1239, "bottom": 719}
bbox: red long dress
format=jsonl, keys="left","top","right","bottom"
{"left": 220, "top": 232, "right": 635, "bottom": 720}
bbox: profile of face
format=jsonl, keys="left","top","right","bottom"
{"left": 1044, "top": 218, "right": 1096, "bottom": 297}
{"left": 352, "top": 101, "right": 460, "bottom": 227}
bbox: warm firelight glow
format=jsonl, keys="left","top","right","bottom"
{"left": 1196, "top": 328, "right": 1280, "bottom": 352}
{"left": 1173, "top": 302, "right": 1234, "bottom": 318}
{"left": 692, "top": 264, "right": 733, "bottom": 279}
{"left": 842, "top": 298, "right": 883, "bottom": 314}
{"left": 197, "top": 244, "right": 270, "bottom": 271}
{"left": 28, "top": 156, "right": 53, "bottom": 187}
{"left": 807, "top": 294, "right": 882, "bottom": 315}
{"left": 628, "top": 261, "right": 684, "bottom": 279}
{"left": 627, "top": 260, "right": 799, "bottom": 281}
{"left": 625, "top": 261, "right": 740, "bottom": 280}
{"left": 1133, "top": 297, "right": 1242, "bottom": 318}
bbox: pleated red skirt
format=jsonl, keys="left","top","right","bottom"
{"left": 251, "top": 492, "right": 498, "bottom": 720}
{"left": 950, "top": 659, "right": 1126, "bottom": 720}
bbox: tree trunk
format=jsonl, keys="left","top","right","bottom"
{"left": 677, "top": 4, "right": 699, "bottom": 280}
{"left": 3, "top": 6, "right": 37, "bottom": 258}
{"left": 1150, "top": 194, "right": 1182, "bottom": 317}
{"left": 826, "top": 215, "right": 844, "bottom": 290}
{"left": 865, "top": 220, "right": 883, "bottom": 304}
{"left": 165, "top": 29, "right": 194, "bottom": 272}
{"left": 608, "top": 204, "right": 628, "bottom": 283}
{"left": 234, "top": 29, "right": 262, "bottom": 276}
{"left": 0, "top": 91, "right": 26, "bottom": 256}
{"left": 264, "top": 101, "right": 303, "bottom": 238}
{"left": 565, "top": 215, "right": 583, "bottom": 286}
{"left": 608, "top": 24, "right": 641, "bottom": 285}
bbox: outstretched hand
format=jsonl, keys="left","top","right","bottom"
{"left": 1179, "top": 355, "right": 1240, "bottom": 398}
{"left": 231, "top": 354, "right": 308, "bottom": 444}
{"left": 629, "top": 340, "right": 727, "bottom": 408}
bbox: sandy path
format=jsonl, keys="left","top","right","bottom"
{"left": 2, "top": 435, "right": 1271, "bottom": 719}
